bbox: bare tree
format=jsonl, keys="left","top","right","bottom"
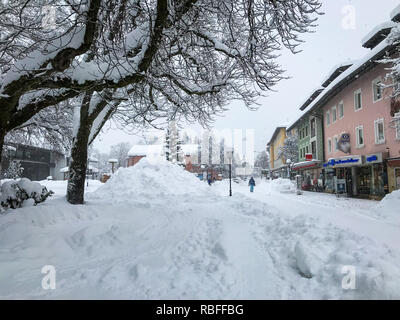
{"left": 384, "top": 23, "right": 400, "bottom": 98}
{"left": 1, "top": 0, "right": 322, "bottom": 203}
{"left": 278, "top": 133, "right": 299, "bottom": 163}
{"left": 110, "top": 142, "right": 132, "bottom": 168}
{"left": 254, "top": 151, "right": 269, "bottom": 170}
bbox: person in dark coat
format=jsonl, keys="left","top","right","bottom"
{"left": 248, "top": 177, "right": 256, "bottom": 192}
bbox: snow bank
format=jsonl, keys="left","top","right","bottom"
{"left": 377, "top": 190, "right": 400, "bottom": 224}
{"left": 88, "top": 158, "right": 209, "bottom": 201}
{"left": 268, "top": 178, "right": 297, "bottom": 194}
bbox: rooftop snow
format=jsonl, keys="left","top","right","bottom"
{"left": 181, "top": 144, "right": 199, "bottom": 155}
{"left": 391, "top": 4, "right": 400, "bottom": 22}
{"left": 290, "top": 36, "right": 394, "bottom": 131}
{"left": 128, "top": 144, "right": 164, "bottom": 157}
{"left": 299, "top": 87, "right": 324, "bottom": 111}
{"left": 361, "top": 21, "right": 397, "bottom": 49}
{"left": 321, "top": 62, "right": 355, "bottom": 88}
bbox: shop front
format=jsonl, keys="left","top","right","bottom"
{"left": 323, "top": 153, "right": 387, "bottom": 198}
{"left": 270, "top": 165, "right": 289, "bottom": 179}
{"left": 292, "top": 160, "right": 322, "bottom": 191}
{"left": 387, "top": 157, "right": 400, "bottom": 193}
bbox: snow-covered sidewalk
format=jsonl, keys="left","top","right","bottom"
{"left": 0, "top": 162, "right": 399, "bottom": 299}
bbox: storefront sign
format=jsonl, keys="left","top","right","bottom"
{"left": 365, "top": 153, "right": 383, "bottom": 164}
{"left": 323, "top": 155, "right": 364, "bottom": 168}
{"left": 305, "top": 153, "right": 313, "bottom": 161}
{"left": 338, "top": 133, "right": 351, "bottom": 154}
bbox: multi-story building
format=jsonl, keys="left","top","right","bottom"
{"left": 295, "top": 11, "right": 400, "bottom": 198}
{"left": 288, "top": 91, "right": 325, "bottom": 186}
{"left": 267, "top": 127, "right": 288, "bottom": 178}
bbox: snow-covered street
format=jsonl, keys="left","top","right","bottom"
{"left": 0, "top": 159, "right": 399, "bottom": 300}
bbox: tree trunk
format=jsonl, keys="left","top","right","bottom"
{"left": 0, "top": 128, "right": 6, "bottom": 182}
{"left": 66, "top": 120, "right": 91, "bottom": 205}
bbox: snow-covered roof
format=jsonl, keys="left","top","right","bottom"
{"left": 361, "top": 21, "right": 397, "bottom": 49}
{"left": 88, "top": 164, "right": 99, "bottom": 173}
{"left": 88, "top": 156, "right": 98, "bottom": 163}
{"left": 321, "top": 62, "right": 354, "bottom": 88}
{"left": 267, "top": 127, "right": 286, "bottom": 146}
{"left": 128, "top": 144, "right": 164, "bottom": 157}
{"left": 296, "top": 37, "right": 395, "bottom": 124}
{"left": 60, "top": 167, "right": 69, "bottom": 173}
{"left": 4, "top": 145, "right": 16, "bottom": 152}
{"left": 299, "top": 86, "right": 324, "bottom": 111}
{"left": 181, "top": 144, "right": 199, "bottom": 155}
{"left": 292, "top": 160, "right": 322, "bottom": 170}
{"left": 108, "top": 158, "right": 118, "bottom": 163}
{"left": 391, "top": 4, "right": 400, "bottom": 22}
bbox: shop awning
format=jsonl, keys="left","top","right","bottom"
{"left": 292, "top": 160, "right": 322, "bottom": 171}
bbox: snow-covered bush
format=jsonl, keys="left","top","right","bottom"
{"left": 3, "top": 160, "right": 24, "bottom": 179}
{"left": 0, "top": 178, "right": 54, "bottom": 210}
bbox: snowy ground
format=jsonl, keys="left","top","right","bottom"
{"left": 0, "top": 160, "right": 399, "bottom": 299}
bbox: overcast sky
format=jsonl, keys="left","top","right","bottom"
{"left": 93, "top": 0, "right": 400, "bottom": 155}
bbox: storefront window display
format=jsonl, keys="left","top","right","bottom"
{"left": 371, "top": 164, "right": 385, "bottom": 196}
{"left": 324, "top": 168, "right": 335, "bottom": 192}
{"left": 358, "top": 166, "right": 371, "bottom": 195}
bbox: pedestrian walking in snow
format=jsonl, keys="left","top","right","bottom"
{"left": 248, "top": 177, "right": 256, "bottom": 192}
{"left": 207, "top": 178, "right": 212, "bottom": 186}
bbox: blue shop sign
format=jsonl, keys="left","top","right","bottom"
{"left": 323, "top": 157, "right": 361, "bottom": 167}
{"left": 365, "top": 153, "right": 382, "bottom": 164}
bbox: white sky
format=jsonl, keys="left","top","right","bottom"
{"left": 93, "top": 0, "right": 400, "bottom": 154}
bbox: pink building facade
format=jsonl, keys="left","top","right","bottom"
{"left": 291, "top": 9, "right": 400, "bottom": 198}
{"left": 322, "top": 62, "right": 400, "bottom": 197}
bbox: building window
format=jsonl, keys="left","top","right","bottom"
{"left": 306, "top": 145, "right": 309, "bottom": 154}
{"left": 334, "top": 136, "right": 339, "bottom": 152}
{"left": 332, "top": 106, "right": 337, "bottom": 123}
{"left": 354, "top": 89, "right": 362, "bottom": 111}
{"left": 311, "top": 141, "right": 317, "bottom": 159}
{"left": 372, "top": 77, "right": 383, "bottom": 102}
{"left": 328, "top": 138, "right": 332, "bottom": 154}
{"left": 338, "top": 101, "right": 344, "bottom": 119}
{"left": 356, "top": 125, "right": 364, "bottom": 148}
{"left": 374, "top": 118, "right": 385, "bottom": 144}
{"left": 395, "top": 112, "right": 400, "bottom": 140}
{"left": 326, "top": 110, "right": 331, "bottom": 126}
{"left": 305, "top": 126, "right": 308, "bottom": 137}
{"left": 310, "top": 118, "right": 316, "bottom": 138}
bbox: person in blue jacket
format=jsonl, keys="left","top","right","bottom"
{"left": 248, "top": 177, "right": 256, "bottom": 192}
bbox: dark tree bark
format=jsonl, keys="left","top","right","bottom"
{"left": 0, "top": 128, "right": 5, "bottom": 180}
{"left": 66, "top": 91, "right": 115, "bottom": 204}
{"left": 66, "top": 94, "right": 92, "bottom": 205}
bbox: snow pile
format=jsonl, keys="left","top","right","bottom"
{"left": 376, "top": 190, "right": 400, "bottom": 224}
{"left": 88, "top": 158, "right": 209, "bottom": 201}
{"left": 269, "top": 178, "right": 297, "bottom": 194}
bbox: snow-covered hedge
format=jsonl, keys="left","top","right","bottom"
{"left": 0, "top": 178, "right": 54, "bottom": 211}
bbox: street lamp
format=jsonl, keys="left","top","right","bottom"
{"left": 225, "top": 148, "right": 233, "bottom": 197}
{"left": 108, "top": 158, "right": 118, "bottom": 174}
{"left": 286, "top": 159, "right": 291, "bottom": 179}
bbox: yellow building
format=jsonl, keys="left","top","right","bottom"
{"left": 267, "top": 127, "right": 288, "bottom": 178}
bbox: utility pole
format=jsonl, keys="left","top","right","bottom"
{"left": 229, "top": 150, "right": 233, "bottom": 196}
